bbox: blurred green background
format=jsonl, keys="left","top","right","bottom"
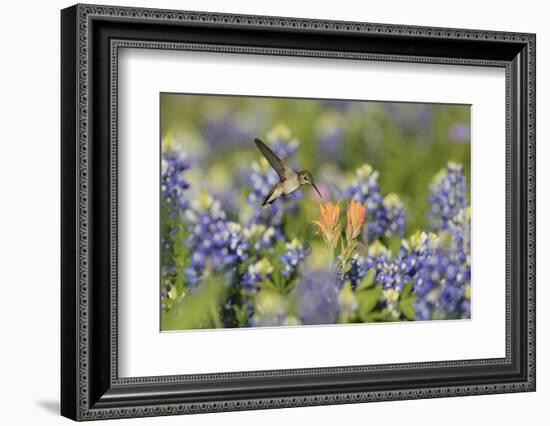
{"left": 161, "top": 94, "right": 470, "bottom": 232}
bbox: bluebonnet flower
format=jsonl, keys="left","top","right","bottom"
{"left": 316, "top": 113, "right": 346, "bottom": 158}
{"left": 241, "top": 258, "right": 274, "bottom": 292}
{"left": 222, "top": 223, "right": 281, "bottom": 327}
{"left": 439, "top": 207, "right": 471, "bottom": 317}
{"left": 223, "top": 222, "right": 251, "bottom": 265}
{"left": 345, "top": 165, "right": 407, "bottom": 242}
{"left": 344, "top": 164, "right": 383, "bottom": 240}
{"left": 448, "top": 122, "right": 470, "bottom": 143}
{"left": 384, "top": 103, "right": 433, "bottom": 134}
{"left": 161, "top": 148, "right": 190, "bottom": 216}
{"left": 345, "top": 164, "right": 383, "bottom": 211}
{"left": 296, "top": 269, "right": 340, "bottom": 325}
{"left": 200, "top": 112, "right": 255, "bottom": 149}
{"left": 208, "top": 174, "right": 240, "bottom": 214}
{"left": 362, "top": 227, "right": 469, "bottom": 321}
{"left": 182, "top": 191, "right": 249, "bottom": 288}
{"left": 413, "top": 252, "right": 469, "bottom": 320}
{"left": 406, "top": 207, "right": 471, "bottom": 320}
{"left": 428, "top": 162, "right": 468, "bottom": 231}
{"left": 343, "top": 253, "right": 368, "bottom": 287}
{"left": 242, "top": 224, "right": 277, "bottom": 251}
{"left": 364, "top": 241, "right": 408, "bottom": 293}
{"left": 160, "top": 148, "right": 190, "bottom": 302}
{"left": 374, "top": 193, "right": 407, "bottom": 240}
{"left": 266, "top": 124, "right": 300, "bottom": 159}
{"left": 402, "top": 232, "right": 441, "bottom": 319}
{"left": 280, "top": 239, "right": 306, "bottom": 277}
{"left": 360, "top": 237, "right": 437, "bottom": 318}
{"left": 162, "top": 129, "right": 211, "bottom": 166}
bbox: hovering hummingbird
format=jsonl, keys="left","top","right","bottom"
{"left": 254, "top": 138, "right": 323, "bottom": 206}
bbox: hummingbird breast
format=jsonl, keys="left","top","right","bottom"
{"left": 282, "top": 174, "right": 300, "bottom": 194}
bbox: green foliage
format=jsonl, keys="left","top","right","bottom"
{"left": 160, "top": 204, "right": 190, "bottom": 311}
{"left": 388, "top": 236, "right": 402, "bottom": 258}
{"left": 398, "top": 280, "right": 417, "bottom": 320}
{"left": 356, "top": 268, "right": 376, "bottom": 291}
{"left": 161, "top": 273, "right": 228, "bottom": 331}
{"left": 356, "top": 284, "right": 383, "bottom": 321}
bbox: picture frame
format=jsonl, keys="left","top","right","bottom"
{"left": 61, "top": 3, "right": 536, "bottom": 421}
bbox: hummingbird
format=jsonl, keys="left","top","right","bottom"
{"left": 253, "top": 138, "right": 323, "bottom": 206}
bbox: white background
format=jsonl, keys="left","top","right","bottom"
{"left": 119, "top": 50, "right": 505, "bottom": 377}
{"left": 0, "top": 0, "right": 547, "bottom": 425}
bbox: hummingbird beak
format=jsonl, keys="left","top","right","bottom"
{"left": 311, "top": 183, "right": 323, "bottom": 200}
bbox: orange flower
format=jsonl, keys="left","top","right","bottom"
{"left": 319, "top": 201, "right": 340, "bottom": 230}
{"left": 346, "top": 200, "right": 366, "bottom": 241}
{"left": 312, "top": 201, "right": 341, "bottom": 249}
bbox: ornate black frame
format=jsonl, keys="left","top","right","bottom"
{"left": 61, "top": 3, "right": 536, "bottom": 421}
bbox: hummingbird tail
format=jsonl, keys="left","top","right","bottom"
{"left": 262, "top": 187, "right": 276, "bottom": 206}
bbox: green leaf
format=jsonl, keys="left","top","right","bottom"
{"left": 274, "top": 238, "right": 287, "bottom": 254}
{"left": 338, "top": 237, "right": 345, "bottom": 258}
{"left": 271, "top": 258, "right": 282, "bottom": 280}
{"left": 341, "top": 262, "right": 353, "bottom": 274}
{"left": 161, "top": 272, "right": 228, "bottom": 330}
{"left": 401, "top": 280, "right": 413, "bottom": 299}
{"left": 362, "top": 310, "right": 391, "bottom": 322}
{"left": 388, "top": 236, "right": 402, "bottom": 258}
{"left": 168, "top": 286, "right": 178, "bottom": 300}
{"left": 356, "top": 284, "right": 383, "bottom": 320}
{"left": 233, "top": 304, "right": 250, "bottom": 327}
{"left": 356, "top": 268, "right": 376, "bottom": 291}
{"left": 399, "top": 295, "right": 417, "bottom": 320}
{"left": 238, "top": 257, "right": 255, "bottom": 274}
{"left": 398, "top": 281, "right": 417, "bottom": 320}
{"left": 261, "top": 278, "right": 277, "bottom": 292}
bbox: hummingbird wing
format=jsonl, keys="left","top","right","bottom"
{"left": 254, "top": 138, "right": 292, "bottom": 180}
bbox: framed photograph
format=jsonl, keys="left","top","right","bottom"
{"left": 61, "top": 4, "right": 536, "bottom": 421}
